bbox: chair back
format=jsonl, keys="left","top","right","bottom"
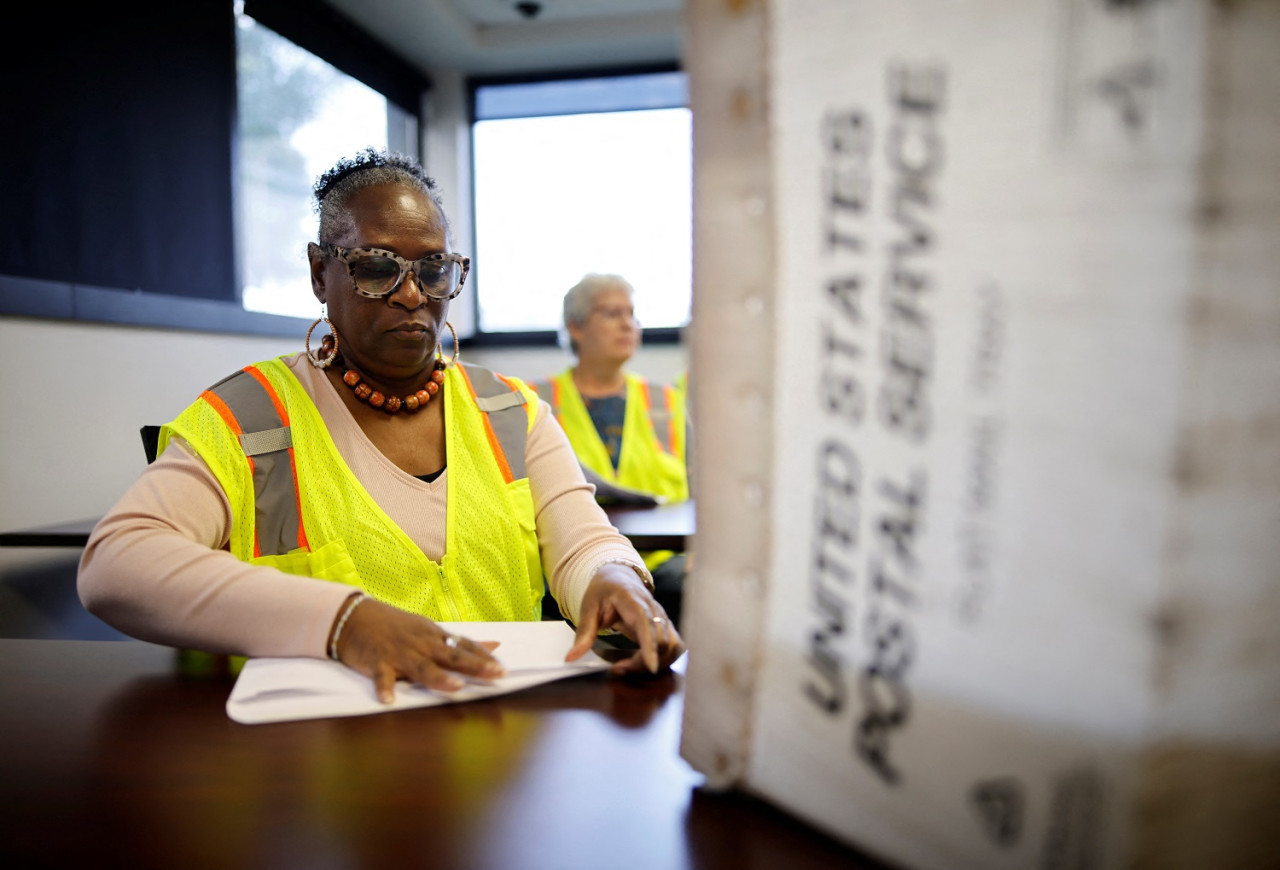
{"left": 140, "top": 425, "right": 161, "bottom": 465}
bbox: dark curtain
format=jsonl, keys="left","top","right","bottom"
{"left": 244, "top": 0, "right": 430, "bottom": 114}
{"left": 1, "top": 0, "right": 237, "bottom": 301}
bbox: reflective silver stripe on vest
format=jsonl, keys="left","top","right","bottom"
{"left": 239, "top": 427, "right": 292, "bottom": 456}
{"left": 206, "top": 369, "right": 301, "bottom": 557}
{"left": 475, "top": 391, "right": 525, "bottom": 413}
{"left": 463, "top": 363, "right": 529, "bottom": 481}
{"left": 645, "top": 381, "right": 674, "bottom": 454}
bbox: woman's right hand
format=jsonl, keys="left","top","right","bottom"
{"left": 333, "top": 596, "right": 506, "bottom": 703}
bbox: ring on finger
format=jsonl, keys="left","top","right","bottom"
{"left": 444, "top": 634, "right": 460, "bottom": 649}
{"left": 650, "top": 616, "right": 667, "bottom": 626}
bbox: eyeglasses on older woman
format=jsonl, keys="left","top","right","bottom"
{"left": 312, "top": 241, "right": 470, "bottom": 301}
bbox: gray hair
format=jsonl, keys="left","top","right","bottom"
{"left": 560, "top": 273, "right": 635, "bottom": 355}
{"left": 313, "top": 148, "right": 451, "bottom": 245}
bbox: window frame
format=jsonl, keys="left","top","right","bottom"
{"left": 0, "top": 275, "right": 310, "bottom": 337}
{"left": 463, "top": 63, "right": 688, "bottom": 349}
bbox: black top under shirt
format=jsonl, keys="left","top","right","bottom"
{"left": 582, "top": 393, "right": 626, "bottom": 471}
{"left": 416, "top": 467, "right": 446, "bottom": 484}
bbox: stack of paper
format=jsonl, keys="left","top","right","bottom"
{"left": 227, "top": 621, "right": 610, "bottom": 725}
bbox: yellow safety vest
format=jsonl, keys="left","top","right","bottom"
{"left": 533, "top": 369, "right": 688, "bottom": 570}
{"left": 674, "top": 369, "right": 688, "bottom": 399}
{"left": 159, "top": 357, "right": 546, "bottom": 622}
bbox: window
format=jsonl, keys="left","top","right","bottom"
{"left": 236, "top": 8, "right": 415, "bottom": 319}
{"left": 470, "top": 71, "right": 691, "bottom": 339}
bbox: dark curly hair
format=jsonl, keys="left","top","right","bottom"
{"left": 313, "top": 147, "right": 451, "bottom": 244}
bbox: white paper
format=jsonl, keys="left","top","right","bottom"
{"left": 226, "top": 621, "right": 611, "bottom": 725}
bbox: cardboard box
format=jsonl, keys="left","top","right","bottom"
{"left": 679, "top": 2, "right": 1280, "bottom": 868}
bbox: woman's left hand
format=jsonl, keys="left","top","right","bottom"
{"left": 564, "top": 562, "right": 685, "bottom": 675}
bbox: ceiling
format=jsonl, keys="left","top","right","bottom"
{"left": 320, "top": 0, "right": 684, "bottom": 77}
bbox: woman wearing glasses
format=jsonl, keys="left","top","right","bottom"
{"left": 531, "top": 275, "right": 690, "bottom": 628}
{"left": 78, "top": 149, "right": 683, "bottom": 702}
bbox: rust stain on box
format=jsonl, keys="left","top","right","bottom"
{"left": 720, "top": 661, "right": 738, "bottom": 689}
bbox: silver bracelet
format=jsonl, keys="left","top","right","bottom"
{"left": 328, "top": 592, "right": 368, "bottom": 661}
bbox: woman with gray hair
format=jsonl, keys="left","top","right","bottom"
{"left": 79, "top": 150, "right": 683, "bottom": 703}
{"left": 532, "top": 273, "right": 690, "bottom": 627}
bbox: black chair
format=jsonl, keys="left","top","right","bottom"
{"left": 140, "top": 425, "right": 161, "bottom": 465}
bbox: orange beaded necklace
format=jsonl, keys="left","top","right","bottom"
{"left": 317, "top": 333, "right": 447, "bottom": 414}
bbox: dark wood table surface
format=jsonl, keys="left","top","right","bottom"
{"left": 0, "top": 518, "right": 97, "bottom": 547}
{"left": 603, "top": 500, "right": 695, "bottom": 551}
{"left": 0, "top": 638, "right": 888, "bottom": 870}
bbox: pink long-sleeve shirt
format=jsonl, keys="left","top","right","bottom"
{"left": 78, "top": 353, "right": 648, "bottom": 658}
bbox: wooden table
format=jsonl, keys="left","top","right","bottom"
{"left": 604, "top": 500, "right": 695, "bottom": 551}
{"left": 0, "top": 518, "right": 97, "bottom": 547}
{"left": 0, "top": 639, "right": 890, "bottom": 870}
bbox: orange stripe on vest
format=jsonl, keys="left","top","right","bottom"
{"left": 459, "top": 366, "right": 515, "bottom": 484}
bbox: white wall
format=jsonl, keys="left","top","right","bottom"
{"left": 0, "top": 317, "right": 296, "bottom": 532}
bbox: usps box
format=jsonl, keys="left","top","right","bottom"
{"left": 679, "top": 1, "right": 1280, "bottom": 868}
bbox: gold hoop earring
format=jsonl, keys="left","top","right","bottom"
{"left": 439, "top": 321, "right": 460, "bottom": 368}
{"left": 306, "top": 307, "right": 339, "bottom": 369}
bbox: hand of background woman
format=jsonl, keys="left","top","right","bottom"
{"left": 334, "top": 595, "right": 506, "bottom": 703}
{"left": 565, "top": 562, "right": 685, "bottom": 675}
